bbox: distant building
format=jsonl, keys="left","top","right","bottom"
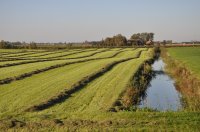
{"left": 146, "top": 40, "right": 153, "bottom": 45}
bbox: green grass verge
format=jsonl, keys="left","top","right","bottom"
{"left": 167, "top": 47, "right": 200, "bottom": 79}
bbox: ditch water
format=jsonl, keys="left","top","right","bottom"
{"left": 138, "top": 58, "right": 183, "bottom": 111}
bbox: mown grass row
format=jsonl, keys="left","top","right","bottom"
{"left": 0, "top": 58, "right": 21, "bottom": 62}
{"left": 0, "top": 49, "right": 132, "bottom": 83}
{"left": 0, "top": 49, "right": 107, "bottom": 68}
{"left": 50, "top": 48, "right": 109, "bottom": 60}
{"left": 0, "top": 49, "right": 122, "bottom": 82}
{"left": 28, "top": 48, "right": 104, "bottom": 58}
{"left": 33, "top": 49, "right": 151, "bottom": 115}
{"left": 0, "top": 60, "right": 43, "bottom": 68}
{"left": 1, "top": 51, "right": 36, "bottom": 57}
{"left": 0, "top": 49, "right": 139, "bottom": 114}
{"left": 0, "top": 48, "right": 103, "bottom": 64}
{"left": 0, "top": 48, "right": 126, "bottom": 67}
{"left": 0, "top": 49, "right": 47, "bottom": 55}
{"left": 0, "top": 48, "right": 123, "bottom": 61}
{"left": 4, "top": 48, "right": 92, "bottom": 59}
{"left": 0, "top": 49, "right": 92, "bottom": 66}
{"left": 0, "top": 48, "right": 122, "bottom": 63}
{"left": 2, "top": 50, "right": 68, "bottom": 58}
{"left": 1, "top": 50, "right": 51, "bottom": 58}
{"left": 26, "top": 49, "right": 148, "bottom": 112}
{"left": 0, "top": 50, "right": 52, "bottom": 60}
{"left": 1, "top": 49, "right": 98, "bottom": 60}
{"left": 0, "top": 48, "right": 200, "bottom": 131}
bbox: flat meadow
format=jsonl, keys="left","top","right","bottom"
{"left": 0, "top": 47, "right": 200, "bottom": 131}
{"left": 167, "top": 47, "right": 200, "bottom": 79}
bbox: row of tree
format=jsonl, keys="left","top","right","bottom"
{"left": 0, "top": 40, "right": 18, "bottom": 49}
{"left": 103, "top": 34, "right": 127, "bottom": 46}
{"left": 102, "top": 33, "right": 154, "bottom": 47}
{"left": 130, "top": 33, "right": 154, "bottom": 42}
{"left": 0, "top": 40, "right": 38, "bottom": 49}
{"left": 0, "top": 32, "right": 155, "bottom": 49}
{"left": 130, "top": 33, "right": 154, "bottom": 45}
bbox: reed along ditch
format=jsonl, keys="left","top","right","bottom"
{"left": 137, "top": 58, "right": 183, "bottom": 111}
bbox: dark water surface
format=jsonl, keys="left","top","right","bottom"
{"left": 138, "top": 58, "right": 182, "bottom": 111}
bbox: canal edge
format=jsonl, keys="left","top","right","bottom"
{"left": 161, "top": 47, "right": 200, "bottom": 111}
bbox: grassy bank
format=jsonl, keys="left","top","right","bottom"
{"left": 1, "top": 112, "right": 200, "bottom": 131}
{"left": 161, "top": 47, "right": 200, "bottom": 111}
{"left": 166, "top": 47, "right": 200, "bottom": 79}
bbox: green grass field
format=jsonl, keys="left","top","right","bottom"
{"left": 167, "top": 47, "right": 200, "bottom": 79}
{"left": 165, "top": 47, "right": 200, "bottom": 112}
{"left": 0, "top": 47, "right": 200, "bottom": 131}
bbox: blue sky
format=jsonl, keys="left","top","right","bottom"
{"left": 0, "top": 0, "right": 200, "bottom": 42}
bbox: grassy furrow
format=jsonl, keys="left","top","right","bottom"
{"left": 0, "top": 50, "right": 49, "bottom": 58}
{"left": 0, "top": 49, "right": 46, "bottom": 54}
{"left": 0, "top": 49, "right": 115, "bottom": 81}
{"left": 0, "top": 49, "right": 122, "bottom": 66}
{"left": 0, "top": 49, "right": 64, "bottom": 58}
{"left": 2, "top": 51, "right": 36, "bottom": 57}
{"left": 87, "top": 48, "right": 134, "bottom": 58}
{"left": 36, "top": 49, "right": 153, "bottom": 114}
{"left": 26, "top": 50, "right": 140, "bottom": 111}
{"left": 12, "top": 49, "right": 91, "bottom": 59}
{"left": 115, "top": 48, "right": 146, "bottom": 58}
{"left": 0, "top": 49, "right": 140, "bottom": 114}
{"left": 57, "top": 48, "right": 136, "bottom": 60}
{"left": 0, "top": 49, "right": 136, "bottom": 84}
{"left": 0, "top": 49, "right": 91, "bottom": 66}
{"left": 0, "top": 60, "right": 37, "bottom": 66}
{"left": 2, "top": 50, "right": 51, "bottom": 58}
{"left": 0, "top": 49, "right": 121, "bottom": 68}
{"left": 0, "top": 48, "right": 200, "bottom": 131}
{"left": 110, "top": 48, "right": 123, "bottom": 51}
{"left": 0, "top": 58, "right": 23, "bottom": 62}
{"left": 0, "top": 60, "right": 75, "bottom": 80}
{"left": 2, "top": 49, "right": 94, "bottom": 60}
{"left": 0, "top": 48, "right": 119, "bottom": 62}
{"left": 51, "top": 49, "right": 107, "bottom": 59}
{"left": 0, "top": 49, "right": 100, "bottom": 62}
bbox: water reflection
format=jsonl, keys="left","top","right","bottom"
{"left": 138, "top": 58, "right": 182, "bottom": 111}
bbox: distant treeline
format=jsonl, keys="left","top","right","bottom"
{"left": 1, "top": 32, "right": 199, "bottom": 49}
{"left": 0, "top": 41, "right": 74, "bottom": 49}
{"left": 101, "top": 33, "right": 154, "bottom": 47}
{"left": 0, "top": 32, "right": 156, "bottom": 49}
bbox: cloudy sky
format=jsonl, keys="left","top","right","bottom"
{"left": 0, "top": 0, "right": 200, "bottom": 42}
